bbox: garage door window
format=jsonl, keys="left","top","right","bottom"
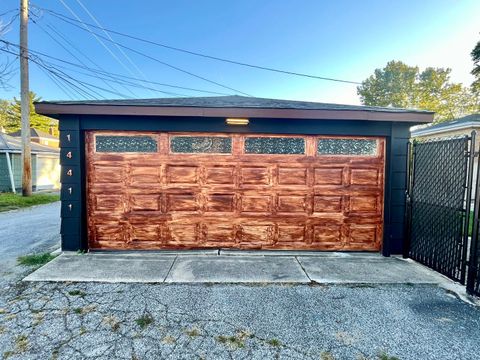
{"left": 95, "top": 135, "right": 157, "bottom": 153}
{"left": 170, "top": 136, "right": 232, "bottom": 154}
{"left": 245, "top": 137, "right": 305, "bottom": 154}
{"left": 317, "top": 138, "right": 377, "bottom": 156}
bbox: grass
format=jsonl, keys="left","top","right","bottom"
{"left": 378, "top": 352, "right": 400, "bottom": 360}
{"left": 17, "top": 253, "right": 56, "bottom": 267}
{"left": 216, "top": 330, "right": 254, "bottom": 349}
{"left": 266, "top": 338, "right": 281, "bottom": 347}
{"left": 135, "top": 314, "right": 154, "bottom": 329}
{"left": 0, "top": 192, "right": 59, "bottom": 212}
{"left": 68, "top": 290, "right": 86, "bottom": 297}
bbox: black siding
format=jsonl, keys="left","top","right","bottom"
{"left": 56, "top": 114, "right": 416, "bottom": 254}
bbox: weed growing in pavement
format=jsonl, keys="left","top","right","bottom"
{"left": 135, "top": 314, "right": 154, "bottom": 329}
{"left": 266, "top": 338, "right": 282, "bottom": 347}
{"left": 17, "top": 253, "right": 56, "bottom": 267}
{"left": 68, "top": 290, "right": 86, "bottom": 297}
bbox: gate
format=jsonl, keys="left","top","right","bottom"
{"left": 405, "top": 134, "right": 474, "bottom": 284}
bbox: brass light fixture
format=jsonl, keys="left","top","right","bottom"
{"left": 226, "top": 118, "right": 249, "bottom": 126}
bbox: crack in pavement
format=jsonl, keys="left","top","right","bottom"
{"left": 1, "top": 267, "right": 480, "bottom": 360}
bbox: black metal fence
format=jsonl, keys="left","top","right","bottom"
{"left": 405, "top": 135, "right": 473, "bottom": 283}
{"left": 405, "top": 132, "right": 480, "bottom": 296}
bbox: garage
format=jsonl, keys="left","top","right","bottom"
{"left": 86, "top": 132, "right": 384, "bottom": 250}
{"left": 35, "top": 95, "right": 433, "bottom": 254}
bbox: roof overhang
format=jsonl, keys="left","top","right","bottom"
{"left": 411, "top": 121, "right": 480, "bottom": 137}
{"left": 35, "top": 103, "right": 433, "bottom": 123}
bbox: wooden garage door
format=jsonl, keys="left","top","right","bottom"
{"left": 86, "top": 132, "right": 385, "bottom": 251}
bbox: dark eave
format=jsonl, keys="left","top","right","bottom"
{"left": 35, "top": 96, "right": 434, "bottom": 123}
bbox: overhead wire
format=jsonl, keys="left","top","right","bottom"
{"left": 30, "top": 15, "right": 135, "bottom": 97}
{"left": 38, "top": 6, "right": 361, "bottom": 85}
{"left": 33, "top": 6, "right": 253, "bottom": 96}
{"left": 73, "top": 0, "right": 155, "bottom": 95}
{"left": 1, "top": 37, "right": 232, "bottom": 97}
{"left": 57, "top": 0, "right": 139, "bottom": 96}
{"left": 0, "top": 45, "right": 132, "bottom": 99}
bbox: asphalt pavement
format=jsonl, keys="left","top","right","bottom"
{"left": 0, "top": 201, "right": 60, "bottom": 274}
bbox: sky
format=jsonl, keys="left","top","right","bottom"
{"left": 0, "top": 0, "right": 479, "bottom": 105}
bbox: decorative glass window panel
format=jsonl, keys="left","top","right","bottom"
{"left": 170, "top": 136, "right": 232, "bottom": 153}
{"left": 245, "top": 137, "right": 305, "bottom": 155}
{"left": 95, "top": 136, "right": 157, "bottom": 153}
{"left": 317, "top": 138, "right": 377, "bottom": 156}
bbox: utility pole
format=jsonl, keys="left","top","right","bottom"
{"left": 20, "top": 0, "right": 31, "bottom": 196}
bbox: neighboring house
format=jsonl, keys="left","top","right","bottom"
{"left": 411, "top": 113, "right": 480, "bottom": 204}
{"left": 9, "top": 127, "right": 60, "bottom": 148}
{"left": 35, "top": 95, "right": 433, "bottom": 254}
{"left": 0, "top": 131, "right": 60, "bottom": 192}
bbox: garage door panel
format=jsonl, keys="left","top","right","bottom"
{"left": 241, "top": 195, "right": 272, "bottom": 213}
{"left": 278, "top": 168, "right": 308, "bottom": 185}
{"left": 350, "top": 168, "right": 381, "bottom": 186}
{"left": 239, "top": 224, "right": 274, "bottom": 245}
{"left": 205, "top": 167, "right": 236, "bottom": 184}
{"left": 312, "top": 224, "right": 344, "bottom": 246}
{"left": 348, "top": 224, "right": 379, "bottom": 245}
{"left": 94, "top": 166, "right": 124, "bottom": 183}
{"left": 240, "top": 167, "right": 270, "bottom": 185}
{"left": 277, "top": 195, "right": 308, "bottom": 213}
{"left": 166, "top": 194, "right": 199, "bottom": 212}
{"left": 167, "top": 224, "right": 199, "bottom": 245}
{"left": 313, "top": 195, "right": 343, "bottom": 213}
{"left": 204, "top": 224, "right": 236, "bottom": 245}
{"left": 205, "top": 194, "right": 235, "bottom": 212}
{"left": 94, "top": 224, "right": 125, "bottom": 242}
{"left": 87, "top": 132, "right": 384, "bottom": 251}
{"left": 314, "top": 168, "right": 344, "bottom": 185}
{"left": 130, "top": 167, "right": 161, "bottom": 185}
{"left": 277, "top": 225, "right": 306, "bottom": 244}
{"left": 95, "top": 195, "right": 124, "bottom": 212}
{"left": 166, "top": 165, "right": 198, "bottom": 184}
{"left": 130, "top": 224, "right": 161, "bottom": 242}
{"left": 130, "top": 195, "right": 161, "bottom": 211}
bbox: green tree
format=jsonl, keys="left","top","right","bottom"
{"left": 357, "top": 60, "right": 478, "bottom": 122}
{"left": 0, "top": 99, "right": 9, "bottom": 130}
{"left": 471, "top": 39, "right": 480, "bottom": 94}
{"left": 4, "top": 91, "right": 58, "bottom": 134}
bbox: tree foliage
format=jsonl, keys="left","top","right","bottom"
{"left": 472, "top": 40, "right": 480, "bottom": 93}
{"left": 0, "top": 91, "right": 58, "bottom": 134}
{"left": 357, "top": 60, "right": 479, "bottom": 122}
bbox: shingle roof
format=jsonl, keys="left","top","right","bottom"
{"left": 411, "top": 113, "right": 480, "bottom": 137}
{"left": 36, "top": 95, "right": 432, "bottom": 114}
{"left": 0, "top": 132, "right": 60, "bottom": 154}
{"left": 9, "top": 128, "right": 58, "bottom": 140}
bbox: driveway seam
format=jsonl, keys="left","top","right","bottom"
{"left": 294, "top": 256, "right": 312, "bottom": 283}
{"left": 163, "top": 255, "right": 178, "bottom": 282}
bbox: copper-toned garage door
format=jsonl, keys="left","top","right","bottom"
{"left": 86, "top": 132, "right": 385, "bottom": 251}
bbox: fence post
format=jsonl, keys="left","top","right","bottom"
{"left": 462, "top": 132, "right": 476, "bottom": 283}
{"left": 403, "top": 141, "right": 413, "bottom": 258}
{"left": 467, "top": 132, "right": 480, "bottom": 294}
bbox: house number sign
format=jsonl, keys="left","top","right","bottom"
{"left": 66, "top": 151, "right": 72, "bottom": 159}
{"left": 67, "top": 169, "right": 73, "bottom": 176}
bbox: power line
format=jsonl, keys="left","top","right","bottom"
{"left": 34, "top": 7, "right": 253, "bottom": 96}
{"left": 57, "top": 0, "right": 139, "bottom": 97}
{"left": 40, "top": 57, "right": 189, "bottom": 97}
{"left": 73, "top": 0, "right": 155, "bottom": 95}
{"left": 1, "top": 38, "right": 234, "bottom": 97}
{"left": 30, "top": 18, "right": 198, "bottom": 97}
{"left": 38, "top": 6, "right": 361, "bottom": 85}
{"left": 36, "top": 62, "right": 77, "bottom": 99}
{"left": 30, "top": 16, "right": 134, "bottom": 97}
{"left": 0, "top": 45, "right": 131, "bottom": 99}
